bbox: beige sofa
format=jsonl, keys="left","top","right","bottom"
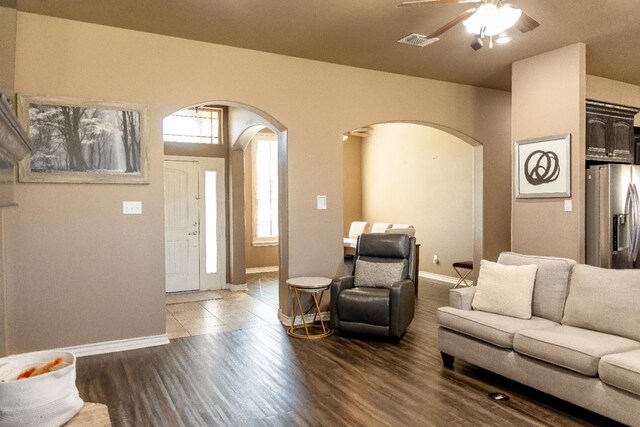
{"left": 437, "top": 252, "right": 640, "bottom": 426}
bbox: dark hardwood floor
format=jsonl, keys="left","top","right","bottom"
{"left": 76, "top": 278, "right": 620, "bottom": 426}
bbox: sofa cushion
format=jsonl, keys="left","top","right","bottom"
{"left": 599, "top": 349, "right": 640, "bottom": 397}
{"left": 471, "top": 260, "right": 538, "bottom": 319}
{"left": 354, "top": 259, "right": 406, "bottom": 288}
{"left": 437, "top": 306, "right": 557, "bottom": 348}
{"left": 514, "top": 325, "right": 640, "bottom": 376}
{"left": 498, "top": 252, "right": 576, "bottom": 323}
{"left": 562, "top": 264, "right": 640, "bottom": 342}
{"left": 337, "top": 287, "right": 390, "bottom": 326}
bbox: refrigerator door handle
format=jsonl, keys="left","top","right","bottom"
{"left": 625, "top": 183, "right": 636, "bottom": 263}
{"left": 631, "top": 184, "right": 640, "bottom": 263}
{"left": 626, "top": 183, "right": 640, "bottom": 264}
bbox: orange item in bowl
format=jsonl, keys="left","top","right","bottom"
{"left": 16, "top": 357, "right": 64, "bottom": 380}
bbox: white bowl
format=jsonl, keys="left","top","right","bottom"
{"left": 0, "top": 350, "right": 83, "bottom": 427}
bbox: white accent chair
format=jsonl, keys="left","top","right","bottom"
{"left": 385, "top": 224, "right": 416, "bottom": 237}
{"left": 370, "top": 222, "right": 392, "bottom": 233}
{"left": 343, "top": 221, "right": 369, "bottom": 248}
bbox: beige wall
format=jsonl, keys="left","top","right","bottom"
{"left": 9, "top": 13, "right": 512, "bottom": 353}
{"left": 342, "top": 135, "right": 362, "bottom": 236}
{"left": 244, "top": 134, "right": 278, "bottom": 268}
{"left": 360, "top": 123, "right": 473, "bottom": 277}
{"left": 0, "top": 6, "right": 16, "bottom": 91}
{"left": 511, "top": 44, "right": 586, "bottom": 261}
{"left": 0, "top": 209, "right": 12, "bottom": 356}
{"left": 587, "top": 75, "right": 640, "bottom": 126}
{"left": 0, "top": 5, "right": 17, "bottom": 357}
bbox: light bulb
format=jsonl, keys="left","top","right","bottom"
{"left": 463, "top": 3, "right": 522, "bottom": 37}
{"left": 463, "top": 3, "right": 496, "bottom": 35}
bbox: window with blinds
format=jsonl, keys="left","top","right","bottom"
{"left": 163, "top": 106, "right": 222, "bottom": 144}
{"left": 252, "top": 132, "right": 278, "bottom": 245}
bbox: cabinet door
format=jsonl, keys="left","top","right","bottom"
{"left": 609, "top": 117, "right": 633, "bottom": 163}
{"left": 586, "top": 113, "right": 608, "bottom": 160}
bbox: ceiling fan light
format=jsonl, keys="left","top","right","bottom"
{"left": 492, "top": 4, "right": 522, "bottom": 35}
{"left": 463, "top": 3, "right": 523, "bottom": 37}
{"left": 463, "top": 3, "right": 496, "bottom": 35}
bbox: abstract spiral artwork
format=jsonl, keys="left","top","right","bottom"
{"left": 515, "top": 134, "right": 571, "bottom": 198}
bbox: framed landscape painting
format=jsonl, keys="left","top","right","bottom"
{"left": 18, "top": 94, "right": 149, "bottom": 184}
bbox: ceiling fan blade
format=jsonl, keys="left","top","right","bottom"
{"left": 397, "top": 0, "right": 441, "bottom": 7}
{"left": 514, "top": 11, "right": 540, "bottom": 33}
{"left": 396, "top": 0, "right": 478, "bottom": 7}
{"left": 427, "top": 9, "right": 475, "bottom": 39}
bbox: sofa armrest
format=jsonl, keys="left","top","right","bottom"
{"left": 389, "top": 279, "right": 416, "bottom": 338}
{"left": 449, "top": 287, "right": 476, "bottom": 310}
{"left": 330, "top": 276, "right": 355, "bottom": 328}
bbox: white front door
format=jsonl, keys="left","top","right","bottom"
{"left": 164, "top": 157, "right": 226, "bottom": 292}
{"left": 164, "top": 160, "right": 200, "bottom": 292}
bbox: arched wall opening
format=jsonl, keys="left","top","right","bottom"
{"left": 342, "top": 121, "right": 483, "bottom": 283}
{"left": 162, "top": 101, "right": 289, "bottom": 302}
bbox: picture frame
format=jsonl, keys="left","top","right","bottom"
{"left": 515, "top": 134, "right": 571, "bottom": 199}
{"left": 18, "top": 94, "right": 149, "bottom": 184}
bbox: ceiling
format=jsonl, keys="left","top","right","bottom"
{"left": 9, "top": 0, "right": 640, "bottom": 91}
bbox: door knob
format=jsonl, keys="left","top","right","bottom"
{"left": 188, "top": 230, "right": 199, "bottom": 236}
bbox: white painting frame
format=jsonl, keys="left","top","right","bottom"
{"left": 515, "top": 134, "right": 571, "bottom": 199}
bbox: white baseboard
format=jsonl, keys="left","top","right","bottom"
{"left": 246, "top": 266, "right": 279, "bottom": 274}
{"left": 229, "top": 283, "right": 248, "bottom": 291}
{"left": 60, "top": 334, "right": 169, "bottom": 358}
{"left": 419, "top": 271, "right": 474, "bottom": 286}
{"left": 278, "top": 309, "right": 330, "bottom": 327}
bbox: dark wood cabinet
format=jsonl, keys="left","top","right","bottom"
{"left": 586, "top": 100, "right": 639, "bottom": 163}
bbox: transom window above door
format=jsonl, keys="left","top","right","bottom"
{"left": 163, "top": 106, "right": 223, "bottom": 144}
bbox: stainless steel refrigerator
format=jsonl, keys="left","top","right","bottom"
{"left": 586, "top": 164, "right": 640, "bottom": 269}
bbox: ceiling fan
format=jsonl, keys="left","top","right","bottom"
{"left": 397, "top": 0, "right": 540, "bottom": 50}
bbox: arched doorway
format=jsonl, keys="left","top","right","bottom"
{"left": 162, "top": 102, "right": 289, "bottom": 301}
{"left": 342, "top": 121, "right": 483, "bottom": 284}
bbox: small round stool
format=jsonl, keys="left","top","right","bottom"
{"left": 453, "top": 261, "right": 474, "bottom": 288}
{"left": 286, "top": 277, "right": 333, "bottom": 340}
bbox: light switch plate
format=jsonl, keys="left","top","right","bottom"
{"left": 317, "top": 195, "right": 327, "bottom": 210}
{"left": 123, "top": 201, "right": 142, "bottom": 215}
{"left": 564, "top": 200, "right": 572, "bottom": 212}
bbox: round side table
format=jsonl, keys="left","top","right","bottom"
{"left": 286, "top": 276, "right": 333, "bottom": 339}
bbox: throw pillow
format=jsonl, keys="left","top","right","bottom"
{"left": 471, "top": 260, "right": 538, "bottom": 319}
{"left": 354, "top": 259, "right": 404, "bottom": 288}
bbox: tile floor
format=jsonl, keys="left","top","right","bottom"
{"left": 165, "top": 272, "right": 281, "bottom": 339}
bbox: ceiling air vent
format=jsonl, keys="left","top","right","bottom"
{"left": 397, "top": 33, "right": 439, "bottom": 47}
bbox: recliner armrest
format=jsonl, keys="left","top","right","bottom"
{"left": 449, "top": 287, "right": 476, "bottom": 310}
{"left": 331, "top": 276, "right": 355, "bottom": 293}
{"left": 389, "top": 279, "right": 415, "bottom": 338}
{"left": 330, "top": 276, "right": 355, "bottom": 328}
{"left": 389, "top": 279, "right": 415, "bottom": 297}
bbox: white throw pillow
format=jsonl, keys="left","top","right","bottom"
{"left": 471, "top": 260, "right": 538, "bottom": 319}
